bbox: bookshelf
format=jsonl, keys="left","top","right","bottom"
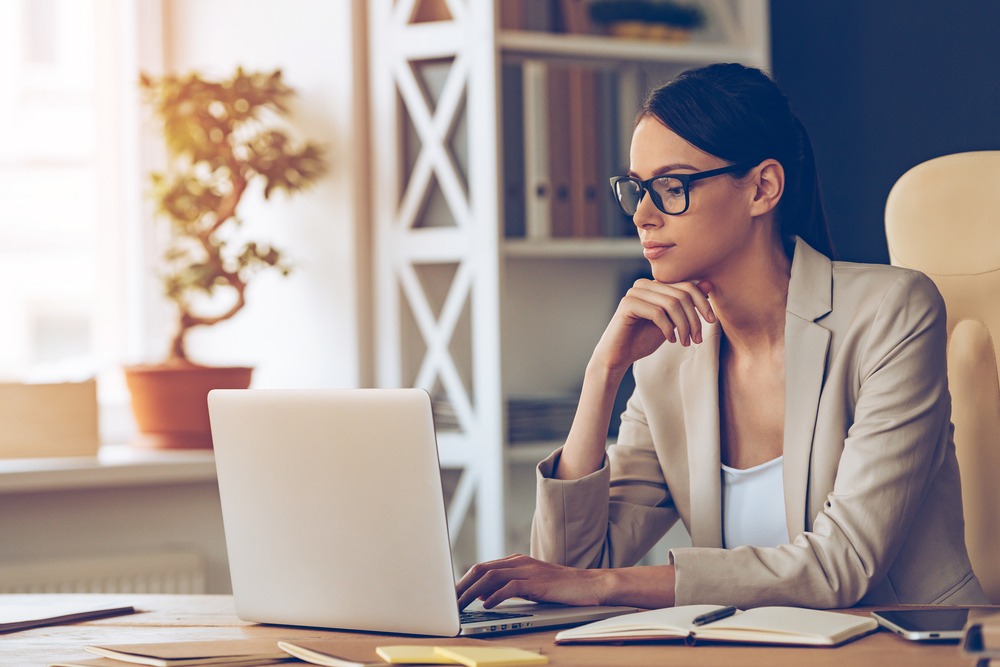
{"left": 368, "top": 0, "right": 770, "bottom": 568}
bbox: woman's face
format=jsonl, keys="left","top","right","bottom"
{"left": 628, "top": 116, "right": 758, "bottom": 284}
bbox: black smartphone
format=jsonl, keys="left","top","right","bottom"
{"left": 871, "top": 609, "right": 969, "bottom": 641}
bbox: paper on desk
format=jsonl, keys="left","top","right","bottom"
{"left": 83, "top": 638, "right": 297, "bottom": 666}
{"left": 51, "top": 660, "right": 290, "bottom": 667}
{"left": 277, "top": 637, "right": 496, "bottom": 667}
{"left": 433, "top": 646, "right": 548, "bottom": 667}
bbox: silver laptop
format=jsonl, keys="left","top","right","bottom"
{"left": 207, "top": 388, "right": 637, "bottom": 636}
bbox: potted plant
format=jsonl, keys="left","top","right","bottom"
{"left": 588, "top": 0, "right": 705, "bottom": 42}
{"left": 125, "top": 68, "right": 326, "bottom": 448}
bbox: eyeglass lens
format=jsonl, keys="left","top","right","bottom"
{"left": 614, "top": 176, "right": 687, "bottom": 216}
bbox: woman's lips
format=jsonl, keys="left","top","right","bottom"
{"left": 642, "top": 243, "right": 675, "bottom": 260}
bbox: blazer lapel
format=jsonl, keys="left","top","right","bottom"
{"left": 680, "top": 324, "right": 724, "bottom": 548}
{"left": 782, "top": 238, "right": 833, "bottom": 539}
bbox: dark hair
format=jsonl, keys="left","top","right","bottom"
{"left": 639, "top": 63, "right": 836, "bottom": 260}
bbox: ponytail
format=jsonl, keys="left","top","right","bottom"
{"left": 785, "top": 116, "right": 836, "bottom": 259}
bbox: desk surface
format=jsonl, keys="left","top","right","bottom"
{"left": 2, "top": 594, "right": 977, "bottom": 667}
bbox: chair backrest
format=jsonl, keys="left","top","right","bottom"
{"left": 885, "top": 150, "right": 1000, "bottom": 603}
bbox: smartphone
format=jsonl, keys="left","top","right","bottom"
{"left": 871, "top": 609, "right": 969, "bottom": 641}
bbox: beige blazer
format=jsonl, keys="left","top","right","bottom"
{"left": 531, "top": 237, "right": 988, "bottom": 608}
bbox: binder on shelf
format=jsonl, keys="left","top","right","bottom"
{"left": 520, "top": 64, "right": 633, "bottom": 241}
{"left": 501, "top": 64, "right": 526, "bottom": 238}
{"left": 522, "top": 61, "right": 552, "bottom": 240}
{"left": 554, "top": 0, "right": 593, "bottom": 35}
{"left": 567, "top": 66, "right": 603, "bottom": 238}
{"left": 498, "top": 0, "right": 527, "bottom": 30}
{"left": 546, "top": 64, "right": 575, "bottom": 238}
{"left": 499, "top": 0, "right": 554, "bottom": 32}
{"left": 598, "top": 69, "right": 634, "bottom": 238}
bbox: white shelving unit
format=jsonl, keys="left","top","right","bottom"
{"left": 368, "top": 0, "right": 770, "bottom": 567}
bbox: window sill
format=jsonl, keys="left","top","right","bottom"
{"left": 0, "top": 444, "right": 217, "bottom": 494}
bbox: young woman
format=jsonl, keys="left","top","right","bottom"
{"left": 457, "top": 63, "right": 987, "bottom": 610}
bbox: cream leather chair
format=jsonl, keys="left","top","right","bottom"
{"left": 885, "top": 151, "right": 1000, "bottom": 603}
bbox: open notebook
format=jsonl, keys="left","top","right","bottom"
{"left": 554, "top": 604, "right": 878, "bottom": 646}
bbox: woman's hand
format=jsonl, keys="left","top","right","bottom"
{"left": 455, "top": 554, "right": 608, "bottom": 610}
{"left": 593, "top": 279, "right": 715, "bottom": 373}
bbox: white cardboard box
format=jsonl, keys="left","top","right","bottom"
{"left": 0, "top": 380, "right": 99, "bottom": 458}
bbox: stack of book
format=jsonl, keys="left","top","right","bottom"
{"left": 506, "top": 395, "right": 579, "bottom": 444}
{"left": 431, "top": 398, "right": 461, "bottom": 432}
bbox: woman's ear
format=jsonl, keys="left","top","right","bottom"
{"left": 749, "top": 159, "right": 784, "bottom": 217}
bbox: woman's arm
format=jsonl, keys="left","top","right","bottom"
{"left": 455, "top": 281, "right": 713, "bottom": 609}
{"left": 556, "top": 279, "right": 714, "bottom": 480}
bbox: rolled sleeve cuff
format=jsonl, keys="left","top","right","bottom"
{"left": 531, "top": 448, "right": 611, "bottom": 564}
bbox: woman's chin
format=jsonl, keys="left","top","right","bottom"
{"left": 649, "top": 266, "right": 690, "bottom": 284}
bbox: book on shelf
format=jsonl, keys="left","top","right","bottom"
{"left": 434, "top": 395, "right": 579, "bottom": 443}
{"left": 554, "top": 604, "right": 878, "bottom": 647}
{"left": 507, "top": 395, "right": 578, "bottom": 444}
{"left": 432, "top": 397, "right": 461, "bottom": 431}
{"left": 0, "top": 602, "right": 136, "bottom": 635}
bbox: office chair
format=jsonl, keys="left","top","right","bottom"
{"left": 885, "top": 150, "right": 1000, "bottom": 603}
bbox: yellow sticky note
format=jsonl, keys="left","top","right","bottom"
{"left": 376, "top": 645, "right": 460, "bottom": 664}
{"left": 432, "top": 646, "right": 548, "bottom": 667}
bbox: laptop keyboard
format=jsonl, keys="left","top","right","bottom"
{"left": 459, "top": 610, "right": 532, "bottom": 624}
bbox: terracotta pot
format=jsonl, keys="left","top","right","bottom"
{"left": 124, "top": 362, "right": 253, "bottom": 449}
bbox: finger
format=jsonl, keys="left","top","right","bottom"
{"left": 482, "top": 579, "right": 529, "bottom": 609}
{"left": 455, "top": 555, "right": 531, "bottom": 608}
{"left": 621, "top": 295, "right": 677, "bottom": 344}
{"left": 643, "top": 281, "right": 715, "bottom": 339}
{"left": 691, "top": 281, "right": 716, "bottom": 323}
{"left": 631, "top": 284, "right": 698, "bottom": 346}
{"left": 457, "top": 566, "right": 525, "bottom": 610}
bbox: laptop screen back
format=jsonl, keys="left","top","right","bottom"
{"left": 208, "top": 388, "right": 462, "bottom": 636}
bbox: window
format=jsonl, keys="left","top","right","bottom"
{"left": 0, "top": 0, "right": 144, "bottom": 440}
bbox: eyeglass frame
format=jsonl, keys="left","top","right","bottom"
{"left": 609, "top": 161, "right": 760, "bottom": 216}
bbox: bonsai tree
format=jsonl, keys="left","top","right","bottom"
{"left": 140, "top": 68, "right": 327, "bottom": 363}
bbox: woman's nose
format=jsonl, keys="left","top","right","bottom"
{"left": 632, "top": 193, "right": 663, "bottom": 230}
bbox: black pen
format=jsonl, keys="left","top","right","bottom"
{"left": 692, "top": 605, "right": 738, "bottom": 626}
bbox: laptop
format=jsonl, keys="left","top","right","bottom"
{"left": 207, "top": 388, "right": 638, "bottom": 636}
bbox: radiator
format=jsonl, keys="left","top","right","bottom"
{"left": 0, "top": 551, "right": 207, "bottom": 594}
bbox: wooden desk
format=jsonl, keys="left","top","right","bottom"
{"left": 3, "top": 594, "right": 975, "bottom": 667}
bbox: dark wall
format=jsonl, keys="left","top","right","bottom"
{"left": 770, "top": 0, "right": 1000, "bottom": 264}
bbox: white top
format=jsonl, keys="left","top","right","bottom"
{"left": 721, "top": 455, "right": 788, "bottom": 549}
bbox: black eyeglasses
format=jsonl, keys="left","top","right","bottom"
{"left": 609, "top": 162, "right": 758, "bottom": 216}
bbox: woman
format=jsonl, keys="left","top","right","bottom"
{"left": 457, "top": 63, "right": 987, "bottom": 610}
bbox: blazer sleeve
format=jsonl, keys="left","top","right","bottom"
{"left": 670, "top": 271, "right": 955, "bottom": 608}
{"left": 530, "top": 387, "right": 680, "bottom": 568}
